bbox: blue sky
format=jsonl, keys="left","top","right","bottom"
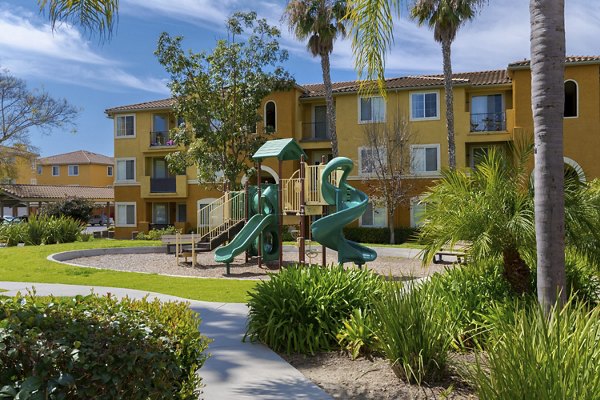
{"left": 0, "top": 0, "right": 598, "bottom": 157}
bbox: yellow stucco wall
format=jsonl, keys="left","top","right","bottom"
{"left": 36, "top": 163, "right": 113, "bottom": 186}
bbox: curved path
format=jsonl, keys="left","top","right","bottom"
{"left": 0, "top": 281, "right": 331, "bottom": 400}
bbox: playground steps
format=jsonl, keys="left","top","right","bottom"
{"left": 163, "top": 220, "right": 246, "bottom": 255}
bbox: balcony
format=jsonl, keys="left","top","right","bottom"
{"left": 302, "top": 122, "right": 331, "bottom": 142}
{"left": 470, "top": 112, "right": 506, "bottom": 132}
{"left": 149, "top": 131, "right": 176, "bottom": 148}
{"left": 141, "top": 175, "right": 188, "bottom": 198}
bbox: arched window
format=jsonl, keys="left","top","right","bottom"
{"left": 564, "top": 80, "right": 578, "bottom": 118}
{"left": 265, "top": 101, "right": 276, "bottom": 131}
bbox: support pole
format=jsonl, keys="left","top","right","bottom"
{"left": 299, "top": 155, "right": 306, "bottom": 265}
{"left": 257, "top": 161, "right": 262, "bottom": 269}
{"left": 244, "top": 180, "right": 249, "bottom": 263}
{"left": 321, "top": 155, "right": 327, "bottom": 267}
{"left": 278, "top": 159, "right": 283, "bottom": 269}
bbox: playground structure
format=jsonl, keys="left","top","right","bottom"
{"left": 185, "top": 138, "right": 377, "bottom": 273}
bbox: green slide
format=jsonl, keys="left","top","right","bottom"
{"left": 311, "top": 157, "right": 377, "bottom": 265}
{"left": 214, "top": 213, "right": 276, "bottom": 264}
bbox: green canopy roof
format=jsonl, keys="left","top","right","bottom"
{"left": 252, "top": 138, "right": 307, "bottom": 161}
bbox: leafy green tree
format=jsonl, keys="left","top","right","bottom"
{"left": 529, "top": 0, "right": 567, "bottom": 311}
{"left": 38, "top": 0, "right": 118, "bottom": 40}
{"left": 39, "top": 197, "right": 94, "bottom": 222}
{"left": 284, "top": 0, "right": 348, "bottom": 157}
{"left": 411, "top": 0, "right": 487, "bottom": 169}
{"left": 419, "top": 142, "right": 600, "bottom": 294}
{"left": 155, "top": 12, "right": 294, "bottom": 189}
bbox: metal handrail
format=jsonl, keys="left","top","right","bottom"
{"left": 197, "top": 191, "right": 246, "bottom": 241}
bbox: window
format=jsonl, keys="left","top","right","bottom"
{"left": 470, "top": 146, "right": 491, "bottom": 169}
{"left": 176, "top": 203, "right": 187, "bottom": 223}
{"left": 197, "top": 198, "right": 218, "bottom": 227}
{"left": 116, "top": 159, "right": 135, "bottom": 182}
{"left": 116, "top": 202, "right": 136, "bottom": 227}
{"left": 410, "top": 92, "right": 439, "bottom": 120}
{"left": 410, "top": 197, "right": 426, "bottom": 228}
{"left": 265, "top": 101, "right": 276, "bottom": 131}
{"left": 358, "top": 147, "right": 386, "bottom": 176}
{"left": 30, "top": 178, "right": 37, "bottom": 185}
{"left": 68, "top": 165, "right": 79, "bottom": 176}
{"left": 359, "top": 96, "right": 385, "bottom": 123}
{"left": 471, "top": 94, "right": 505, "bottom": 131}
{"left": 153, "top": 203, "right": 169, "bottom": 225}
{"left": 107, "top": 165, "right": 113, "bottom": 176}
{"left": 411, "top": 144, "right": 440, "bottom": 174}
{"left": 51, "top": 165, "right": 60, "bottom": 176}
{"left": 116, "top": 115, "right": 135, "bottom": 137}
{"left": 564, "top": 80, "right": 578, "bottom": 118}
{"left": 37, "top": 165, "right": 42, "bottom": 175}
{"left": 360, "top": 201, "right": 387, "bottom": 227}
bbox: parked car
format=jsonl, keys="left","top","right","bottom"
{"left": 1, "top": 216, "right": 27, "bottom": 224}
{"left": 88, "top": 215, "right": 112, "bottom": 226}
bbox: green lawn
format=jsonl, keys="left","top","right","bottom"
{"left": 0, "top": 240, "right": 256, "bottom": 303}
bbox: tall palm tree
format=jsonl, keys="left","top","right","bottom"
{"left": 284, "top": 0, "right": 347, "bottom": 157}
{"left": 419, "top": 142, "right": 600, "bottom": 295}
{"left": 529, "top": 0, "right": 567, "bottom": 311}
{"left": 411, "top": 0, "right": 486, "bottom": 169}
{"left": 38, "top": 0, "right": 118, "bottom": 39}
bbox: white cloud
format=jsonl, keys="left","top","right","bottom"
{"left": 0, "top": 6, "right": 168, "bottom": 94}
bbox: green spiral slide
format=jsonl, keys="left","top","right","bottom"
{"left": 311, "top": 157, "right": 378, "bottom": 265}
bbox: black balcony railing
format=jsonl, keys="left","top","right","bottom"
{"left": 302, "top": 122, "right": 330, "bottom": 141}
{"left": 150, "top": 131, "right": 176, "bottom": 147}
{"left": 150, "top": 177, "right": 176, "bottom": 193}
{"left": 470, "top": 112, "right": 506, "bottom": 132}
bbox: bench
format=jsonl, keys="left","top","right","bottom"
{"left": 433, "top": 250, "right": 467, "bottom": 264}
{"left": 162, "top": 234, "right": 197, "bottom": 254}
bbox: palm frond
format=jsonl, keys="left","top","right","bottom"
{"left": 38, "top": 0, "right": 118, "bottom": 40}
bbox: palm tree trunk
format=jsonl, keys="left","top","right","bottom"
{"left": 441, "top": 38, "right": 456, "bottom": 169}
{"left": 502, "top": 248, "right": 532, "bottom": 295}
{"left": 320, "top": 52, "right": 338, "bottom": 157}
{"left": 530, "top": 0, "right": 567, "bottom": 312}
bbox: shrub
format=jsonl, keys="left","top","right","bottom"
{"left": 373, "top": 281, "right": 455, "bottom": 384}
{"left": 425, "top": 262, "right": 514, "bottom": 350}
{"left": 23, "top": 215, "right": 83, "bottom": 245}
{"left": 0, "top": 292, "right": 210, "bottom": 399}
{"left": 343, "top": 227, "right": 417, "bottom": 244}
{"left": 469, "top": 298, "right": 600, "bottom": 399}
{"left": 336, "top": 308, "right": 378, "bottom": 360}
{"left": 137, "top": 226, "right": 180, "bottom": 240}
{"left": 565, "top": 254, "right": 600, "bottom": 306}
{"left": 0, "top": 223, "right": 27, "bottom": 246}
{"left": 39, "top": 197, "right": 94, "bottom": 223}
{"left": 245, "top": 264, "right": 384, "bottom": 354}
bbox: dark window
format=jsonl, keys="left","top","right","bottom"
{"left": 565, "top": 81, "right": 577, "bottom": 117}
{"left": 177, "top": 204, "right": 187, "bottom": 223}
{"left": 265, "top": 101, "right": 276, "bottom": 131}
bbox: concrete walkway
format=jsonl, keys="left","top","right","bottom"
{"left": 0, "top": 281, "right": 331, "bottom": 400}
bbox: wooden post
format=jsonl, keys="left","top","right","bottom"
{"left": 244, "top": 180, "right": 249, "bottom": 263}
{"left": 299, "top": 155, "right": 306, "bottom": 265}
{"left": 321, "top": 155, "right": 327, "bottom": 267}
{"left": 278, "top": 159, "right": 283, "bottom": 269}
{"left": 175, "top": 233, "right": 179, "bottom": 265}
{"left": 257, "top": 161, "right": 262, "bottom": 269}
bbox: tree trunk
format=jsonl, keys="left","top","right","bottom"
{"left": 388, "top": 211, "right": 395, "bottom": 244}
{"left": 321, "top": 52, "right": 338, "bottom": 157}
{"left": 441, "top": 37, "right": 456, "bottom": 169}
{"left": 502, "top": 247, "right": 532, "bottom": 295}
{"left": 530, "top": 0, "right": 567, "bottom": 312}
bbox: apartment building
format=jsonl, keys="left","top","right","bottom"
{"left": 0, "top": 145, "right": 38, "bottom": 185}
{"left": 107, "top": 56, "right": 600, "bottom": 239}
{"left": 36, "top": 150, "right": 114, "bottom": 187}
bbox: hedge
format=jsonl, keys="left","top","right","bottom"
{"left": 0, "top": 293, "right": 211, "bottom": 399}
{"left": 343, "top": 227, "right": 418, "bottom": 244}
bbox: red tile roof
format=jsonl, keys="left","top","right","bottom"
{"left": 105, "top": 98, "right": 175, "bottom": 115}
{"left": 508, "top": 56, "right": 600, "bottom": 69}
{"left": 38, "top": 150, "right": 113, "bottom": 166}
{"left": 0, "top": 184, "right": 114, "bottom": 201}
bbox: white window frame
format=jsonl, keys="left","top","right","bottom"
{"left": 358, "top": 96, "right": 386, "bottom": 123}
{"left": 410, "top": 197, "right": 426, "bottom": 228}
{"left": 30, "top": 178, "right": 37, "bottom": 185}
{"left": 264, "top": 100, "right": 277, "bottom": 131}
{"left": 115, "top": 114, "right": 136, "bottom": 138}
{"left": 469, "top": 145, "right": 492, "bottom": 169}
{"left": 564, "top": 79, "right": 579, "bottom": 119}
{"left": 410, "top": 144, "right": 441, "bottom": 175}
{"left": 107, "top": 165, "right": 113, "bottom": 176}
{"left": 115, "top": 202, "right": 136, "bottom": 227}
{"left": 51, "top": 165, "right": 60, "bottom": 176}
{"left": 358, "top": 146, "right": 386, "bottom": 177}
{"left": 68, "top": 164, "right": 79, "bottom": 176}
{"left": 197, "top": 198, "right": 218, "bottom": 227}
{"left": 359, "top": 201, "right": 388, "bottom": 228}
{"left": 410, "top": 91, "right": 440, "bottom": 121}
{"left": 115, "top": 158, "right": 136, "bottom": 183}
